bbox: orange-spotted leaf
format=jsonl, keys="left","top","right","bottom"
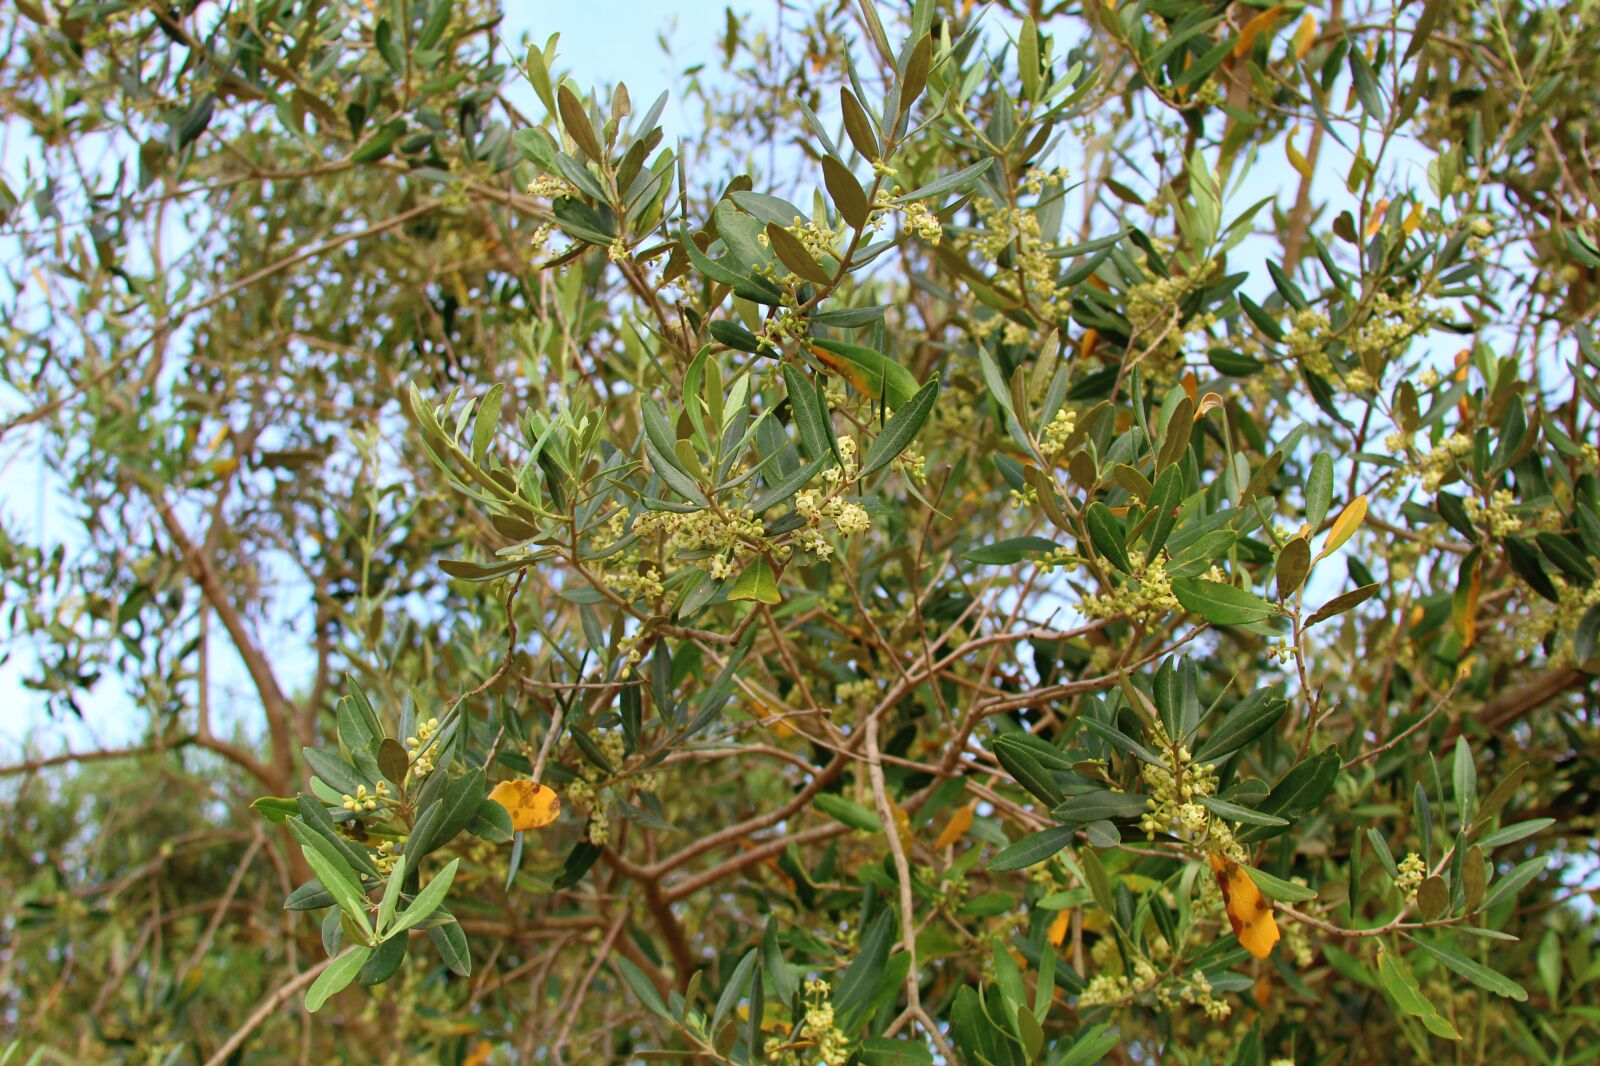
{"left": 934, "top": 802, "right": 976, "bottom": 849}
{"left": 488, "top": 779, "right": 560, "bottom": 831}
{"left": 1047, "top": 908, "right": 1071, "bottom": 947}
{"left": 1209, "top": 852, "right": 1279, "bottom": 959}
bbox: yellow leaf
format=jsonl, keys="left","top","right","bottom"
{"left": 1293, "top": 13, "right": 1317, "bottom": 59}
{"left": 1316, "top": 494, "right": 1367, "bottom": 561}
{"left": 891, "top": 802, "right": 913, "bottom": 847}
{"left": 1209, "top": 852, "right": 1279, "bottom": 959}
{"left": 1194, "top": 392, "right": 1225, "bottom": 419}
{"left": 1078, "top": 328, "right": 1100, "bottom": 361}
{"left": 1402, "top": 203, "right": 1423, "bottom": 235}
{"left": 1233, "top": 5, "right": 1285, "bottom": 60}
{"left": 463, "top": 1042, "right": 494, "bottom": 1066}
{"left": 1285, "top": 125, "right": 1313, "bottom": 179}
{"left": 934, "top": 802, "right": 976, "bottom": 848}
{"left": 1047, "top": 908, "right": 1071, "bottom": 947}
{"left": 748, "top": 700, "right": 795, "bottom": 738}
{"left": 488, "top": 779, "right": 561, "bottom": 832}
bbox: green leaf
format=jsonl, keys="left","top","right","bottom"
{"left": 964, "top": 536, "right": 1061, "bottom": 564}
{"left": 1378, "top": 951, "right": 1461, "bottom": 1039}
{"left": 859, "top": 1037, "right": 934, "bottom": 1065}
{"left": 617, "top": 956, "right": 672, "bottom": 1020}
{"left": 813, "top": 793, "right": 883, "bottom": 832}
{"left": 1305, "top": 453, "right": 1334, "bottom": 529}
{"left": 712, "top": 949, "right": 758, "bottom": 1033}
{"left": 892, "top": 159, "right": 994, "bottom": 203}
{"left": 557, "top": 84, "right": 606, "bottom": 164}
{"left": 1194, "top": 692, "right": 1287, "bottom": 763}
{"left": 985, "top": 825, "right": 1075, "bottom": 870}
{"left": 728, "top": 556, "right": 781, "bottom": 605}
{"left": 1196, "top": 795, "right": 1289, "bottom": 827}
{"left": 861, "top": 375, "right": 939, "bottom": 477}
{"left": 766, "top": 222, "right": 834, "bottom": 285}
{"left": 291, "top": 825, "right": 371, "bottom": 938}
{"left": 303, "top": 746, "right": 372, "bottom": 796}
{"left": 1084, "top": 503, "right": 1133, "bottom": 573}
{"left": 376, "top": 853, "right": 407, "bottom": 935}
{"left": 250, "top": 796, "right": 300, "bottom": 824}
{"left": 389, "top": 857, "right": 460, "bottom": 937}
{"left": 1405, "top": 935, "right": 1527, "bottom": 1001}
{"left": 305, "top": 946, "right": 373, "bottom": 1013}
{"left": 1305, "top": 582, "right": 1382, "bottom": 627}
{"left": 821, "top": 156, "right": 870, "bottom": 229}
{"left": 993, "top": 735, "right": 1064, "bottom": 806}
{"left": 781, "top": 365, "right": 836, "bottom": 465}
{"left": 1277, "top": 536, "right": 1311, "bottom": 599}
{"left": 427, "top": 916, "right": 472, "bottom": 976}
{"left": 1052, "top": 790, "right": 1150, "bottom": 823}
{"left": 1240, "top": 864, "right": 1317, "bottom": 902}
{"left": 1475, "top": 818, "right": 1554, "bottom": 850}
{"left": 1237, "top": 747, "right": 1341, "bottom": 842}
{"left": 1171, "top": 577, "right": 1274, "bottom": 625}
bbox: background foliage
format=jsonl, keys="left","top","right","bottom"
{"left": 3, "top": 0, "right": 1599, "bottom": 1062}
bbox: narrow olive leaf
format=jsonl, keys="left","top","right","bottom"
{"left": 781, "top": 365, "right": 834, "bottom": 464}
{"left": 1576, "top": 603, "right": 1600, "bottom": 663}
{"left": 766, "top": 222, "right": 833, "bottom": 286}
{"left": 993, "top": 735, "right": 1064, "bottom": 806}
{"left": 899, "top": 33, "right": 933, "bottom": 113}
{"left": 617, "top": 957, "right": 672, "bottom": 1020}
{"left": 728, "top": 556, "right": 781, "bottom": 605}
{"left": 1277, "top": 536, "right": 1311, "bottom": 599}
{"left": 839, "top": 87, "right": 880, "bottom": 160}
{"left": 1084, "top": 502, "right": 1133, "bottom": 573}
{"left": 1156, "top": 397, "right": 1195, "bottom": 468}
{"left": 1404, "top": 0, "right": 1449, "bottom": 58}
{"left": 712, "top": 948, "right": 758, "bottom": 1033}
{"left": 861, "top": 376, "right": 940, "bottom": 477}
{"left": 1480, "top": 854, "right": 1549, "bottom": 911}
{"left": 1475, "top": 818, "right": 1555, "bottom": 849}
{"left": 428, "top": 918, "right": 471, "bottom": 976}
{"left": 1171, "top": 577, "right": 1274, "bottom": 625}
{"left": 988, "top": 826, "right": 1078, "bottom": 871}
{"left": 964, "top": 536, "right": 1061, "bottom": 564}
{"left": 1237, "top": 747, "right": 1341, "bottom": 843}
{"left": 1239, "top": 863, "right": 1317, "bottom": 902}
{"left": 814, "top": 793, "right": 883, "bottom": 832}
{"left": 376, "top": 853, "right": 407, "bottom": 935}
{"left": 1197, "top": 795, "right": 1289, "bottom": 827}
{"left": 1053, "top": 790, "right": 1150, "bottom": 823}
{"left": 1305, "top": 582, "right": 1381, "bottom": 627}
{"left": 1305, "top": 453, "right": 1334, "bottom": 529}
{"left": 390, "top": 857, "right": 460, "bottom": 936}
{"left": 821, "top": 156, "right": 870, "bottom": 229}
{"left": 892, "top": 159, "right": 994, "bottom": 203}
{"left": 1145, "top": 465, "right": 1183, "bottom": 558}
{"left": 557, "top": 84, "right": 606, "bottom": 164}
{"left": 1536, "top": 531, "right": 1595, "bottom": 584}
{"left": 1379, "top": 951, "right": 1461, "bottom": 1040}
{"left": 1405, "top": 935, "right": 1528, "bottom": 1001}
{"left": 1194, "top": 693, "right": 1287, "bottom": 763}
{"left": 1504, "top": 536, "right": 1559, "bottom": 602}
{"left": 1316, "top": 495, "right": 1367, "bottom": 560}
{"left": 305, "top": 946, "right": 373, "bottom": 1013}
